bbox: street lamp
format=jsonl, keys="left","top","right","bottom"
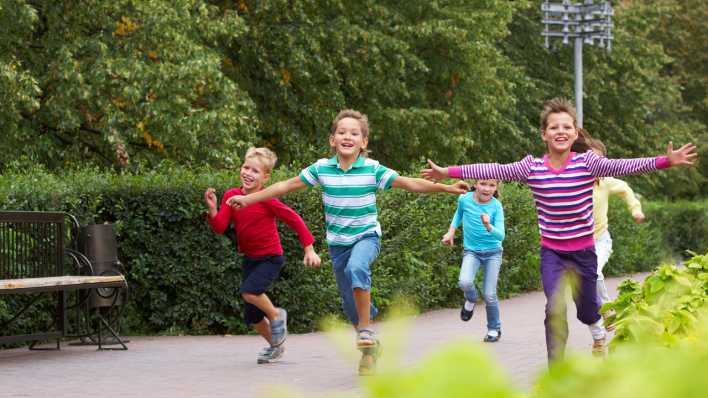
{"left": 541, "top": 0, "right": 613, "bottom": 127}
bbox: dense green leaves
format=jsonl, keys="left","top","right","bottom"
{"left": 603, "top": 252, "right": 708, "bottom": 348}
{"left": 2, "top": 1, "right": 703, "bottom": 198}
{"left": 2, "top": 167, "right": 701, "bottom": 336}
{"left": 3, "top": 0, "right": 258, "bottom": 169}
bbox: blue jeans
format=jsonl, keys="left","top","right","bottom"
{"left": 458, "top": 248, "right": 503, "bottom": 331}
{"left": 328, "top": 235, "right": 381, "bottom": 325}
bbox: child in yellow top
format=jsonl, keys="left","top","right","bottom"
{"left": 589, "top": 139, "right": 645, "bottom": 304}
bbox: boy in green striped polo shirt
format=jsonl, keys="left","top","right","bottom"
{"left": 227, "top": 109, "right": 468, "bottom": 374}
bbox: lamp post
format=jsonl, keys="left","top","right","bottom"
{"left": 541, "top": 0, "right": 613, "bottom": 127}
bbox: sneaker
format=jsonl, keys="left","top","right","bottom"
{"left": 356, "top": 328, "right": 377, "bottom": 348}
{"left": 358, "top": 339, "right": 382, "bottom": 376}
{"left": 257, "top": 345, "right": 285, "bottom": 364}
{"left": 592, "top": 337, "right": 607, "bottom": 357}
{"left": 483, "top": 329, "right": 501, "bottom": 343}
{"left": 270, "top": 308, "right": 288, "bottom": 347}
{"left": 460, "top": 302, "right": 474, "bottom": 322}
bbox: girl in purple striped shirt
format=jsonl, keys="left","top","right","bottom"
{"left": 423, "top": 98, "right": 697, "bottom": 362}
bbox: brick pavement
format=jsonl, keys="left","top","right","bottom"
{"left": 0, "top": 274, "right": 646, "bottom": 398}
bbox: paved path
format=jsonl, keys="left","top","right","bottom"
{"left": 0, "top": 274, "right": 645, "bottom": 398}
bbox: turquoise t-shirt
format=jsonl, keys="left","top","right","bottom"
{"left": 450, "top": 192, "right": 505, "bottom": 251}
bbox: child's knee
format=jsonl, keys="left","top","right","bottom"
{"left": 458, "top": 280, "right": 475, "bottom": 292}
{"left": 348, "top": 264, "right": 371, "bottom": 289}
{"left": 482, "top": 293, "right": 498, "bottom": 304}
{"left": 241, "top": 292, "right": 257, "bottom": 302}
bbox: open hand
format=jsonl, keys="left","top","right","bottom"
{"left": 421, "top": 159, "right": 449, "bottom": 182}
{"left": 666, "top": 141, "right": 698, "bottom": 167}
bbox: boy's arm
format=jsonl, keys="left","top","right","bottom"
{"left": 228, "top": 176, "right": 307, "bottom": 209}
{"left": 391, "top": 176, "right": 469, "bottom": 194}
{"left": 268, "top": 199, "right": 315, "bottom": 248}
{"left": 206, "top": 190, "right": 234, "bottom": 234}
{"left": 586, "top": 142, "right": 697, "bottom": 177}
{"left": 422, "top": 157, "right": 533, "bottom": 183}
{"left": 606, "top": 177, "right": 644, "bottom": 222}
{"left": 268, "top": 199, "right": 321, "bottom": 267}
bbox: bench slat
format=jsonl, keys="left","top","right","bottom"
{"left": 0, "top": 275, "right": 126, "bottom": 294}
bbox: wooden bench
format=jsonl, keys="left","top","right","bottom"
{"left": 0, "top": 211, "right": 128, "bottom": 350}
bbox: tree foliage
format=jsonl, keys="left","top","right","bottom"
{"left": 2, "top": 0, "right": 258, "bottom": 169}
{"left": 0, "top": 0, "right": 705, "bottom": 198}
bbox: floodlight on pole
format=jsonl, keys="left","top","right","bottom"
{"left": 541, "top": 0, "right": 613, "bottom": 127}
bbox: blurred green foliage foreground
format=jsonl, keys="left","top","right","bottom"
{"left": 280, "top": 252, "right": 708, "bottom": 398}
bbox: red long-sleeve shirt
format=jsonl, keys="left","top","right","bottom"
{"left": 207, "top": 188, "right": 314, "bottom": 257}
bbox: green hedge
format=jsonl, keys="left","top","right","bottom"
{"left": 643, "top": 200, "right": 708, "bottom": 257}
{"left": 0, "top": 167, "right": 702, "bottom": 337}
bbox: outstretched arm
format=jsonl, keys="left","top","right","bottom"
{"left": 586, "top": 142, "right": 697, "bottom": 177}
{"left": 391, "top": 176, "right": 469, "bottom": 194}
{"left": 227, "top": 176, "right": 307, "bottom": 209}
{"left": 422, "top": 157, "right": 532, "bottom": 183}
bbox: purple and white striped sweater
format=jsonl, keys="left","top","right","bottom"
{"left": 449, "top": 151, "right": 669, "bottom": 251}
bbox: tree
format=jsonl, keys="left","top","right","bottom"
{"left": 2, "top": 0, "right": 259, "bottom": 170}
{"left": 228, "top": 0, "right": 522, "bottom": 169}
{"left": 0, "top": 1, "right": 41, "bottom": 167}
{"left": 500, "top": 1, "right": 705, "bottom": 198}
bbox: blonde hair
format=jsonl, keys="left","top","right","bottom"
{"left": 540, "top": 97, "right": 577, "bottom": 131}
{"left": 244, "top": 147, "right": 277, "bottom": 173}
{"left": 330, "top": 109, "right": 369, "bottom": 157}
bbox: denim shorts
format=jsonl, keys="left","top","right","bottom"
{"left": 328, "top": 234, "right": 380, "bottom": 325}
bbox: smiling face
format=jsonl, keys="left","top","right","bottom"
{"left": 474, "top": 179, "right": 498, "bottom": 203}
{"left": 542, "top": 112, "right": 578, "bottom": 155}
{"left": 240, "top": 157, "right": 269, "bottom": 193}
{"left": 329, "top": 117, "right": 368, "bottom": 159}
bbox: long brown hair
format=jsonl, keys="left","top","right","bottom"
{"left": 571, "top": 127, "right": 595, "bottom": 153}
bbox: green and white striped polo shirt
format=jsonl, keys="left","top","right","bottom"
{"left": 299, "top": 155, "right": 399, "bottom": 246}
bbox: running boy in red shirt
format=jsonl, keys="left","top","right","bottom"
{"left": 204, "top": 147, "right": 321, "bottom": 364}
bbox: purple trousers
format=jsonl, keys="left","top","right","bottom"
{"left": 540, "top": 247, "right": 601, "bottom": 362}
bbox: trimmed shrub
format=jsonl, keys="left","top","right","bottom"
{"left": 0, "top": 166, "right": 704, "bottom": 336}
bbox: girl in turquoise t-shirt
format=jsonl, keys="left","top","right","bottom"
{"left": 442, "top": 179, "right": 505, "bottom": 342}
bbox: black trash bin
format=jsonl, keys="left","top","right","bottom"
{"left": 79, "top": 224, "right": 124, "bottom": 308}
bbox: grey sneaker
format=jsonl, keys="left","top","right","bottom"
{"left": 257, "top": 345, "right": 285, "bottom": 364}
{"left": 270, "top": 308, "right": 288, "bottom": 347}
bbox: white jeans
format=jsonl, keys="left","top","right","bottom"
{"left": 595, "top": 230, "right": 613, "bottom": 304}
